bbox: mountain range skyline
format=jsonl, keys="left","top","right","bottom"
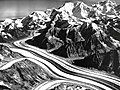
{"left": 0, "top": 0, "right": 120, "bottom": 20}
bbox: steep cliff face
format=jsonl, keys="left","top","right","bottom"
{"left": 25, "top": 0, "right": 120, "bottom": 77}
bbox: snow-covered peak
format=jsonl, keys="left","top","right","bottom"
{"left": 2, "top": 18, "right": 13, "bottom": 27}
{"left": 30, "top": 11, "right": 51, "bottom": 22}
{"left": 59, "top": 2, "right": 74, "bottom": 16}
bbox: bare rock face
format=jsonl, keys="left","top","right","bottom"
{"left": 25, "top": 0, "right": 120, "bottom": 77}
{"left": 0, "top": 59, "right": 51, "bottom": 90}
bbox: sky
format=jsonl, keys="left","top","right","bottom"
{"left": 0, "top": 0, "right": 120, "bottom": 20}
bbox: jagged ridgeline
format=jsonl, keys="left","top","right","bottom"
{"left": 25, "top": 0, "right": 120, "bottom": 77}
{"left": 1, "top": 0, "right": 120, "bottom": 77}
